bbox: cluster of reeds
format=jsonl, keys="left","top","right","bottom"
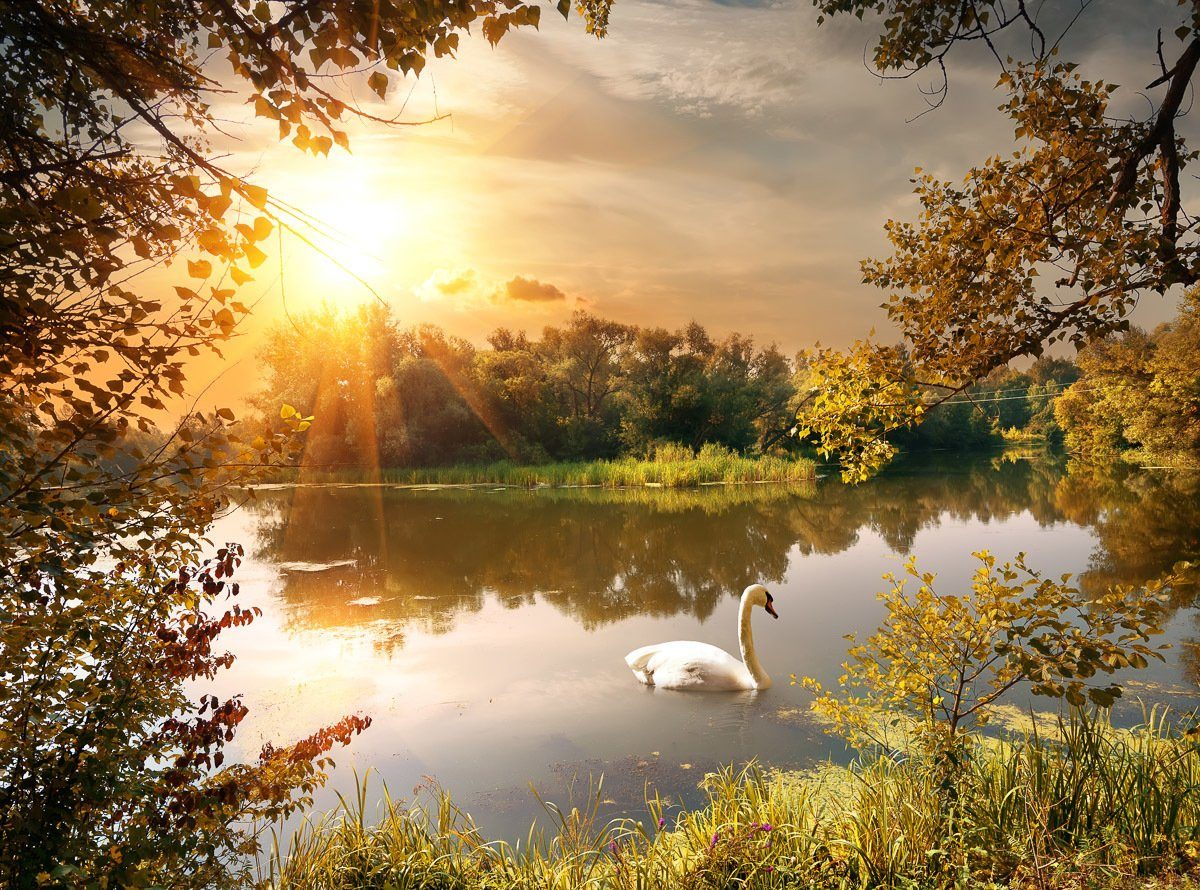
{"left": 288, "top": 443, "right": 817, "bottom": 488}
{"left": 264, "top": 708, "right": 1200, "bottom": 888}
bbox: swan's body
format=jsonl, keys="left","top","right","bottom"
{"left": 625, "top": 585, "right": 778, "bottom": 691}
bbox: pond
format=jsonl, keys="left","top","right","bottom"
{"left": 205, "top": 454, "right": 1200, "bottom": 841}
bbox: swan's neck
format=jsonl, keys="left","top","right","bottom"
{"left": 738, "top": 594, "right": 771, "bottom": 689}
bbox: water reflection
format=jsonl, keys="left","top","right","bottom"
{"left": 1053, "top": 462, "right": 1200, "bottom": 602}
{"left": 220, "top": 455, "right": 1200, "bottom": 842}
{"left": 247, "top": 455, "right": 1199, "bottom": 649}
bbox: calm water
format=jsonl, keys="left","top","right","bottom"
{"left": 205, "top": 455, "right": 1200, "bottom": 839}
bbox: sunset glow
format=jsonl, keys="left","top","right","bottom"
{"left": 12, "top": 0, "right": 1200, "bottom": 882}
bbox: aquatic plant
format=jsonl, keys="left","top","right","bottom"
{"left": 276, "top": 446, "right": 817, "bottom": 489}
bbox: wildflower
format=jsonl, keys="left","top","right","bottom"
{"left": 609, "top": 840, "right": 618, "bottom": 854}
{"left": 657, "top": 817, "right": 666, "bottom": 829}
{"left": 759, "top": 823, "right": 773, "bottom": 832}
{"left": 710, "top": 830, "right": 720, "bottom": 849}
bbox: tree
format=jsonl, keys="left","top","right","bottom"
{"left": 1, "top": 0, "right": 611, "bottom": 883}
{"left": 800, "top": 552, "right": 1173, "bottom": 758}
{"left": 253, "top": 310, "right": 806, "bottom": 467}
{"left": 620, "top": 325, "right": 708, "bottom": 455}
{"left": 475, "top": 328, "right": 561, "bottom": 463}
{"left": 390, "top": 326, "right": 499, "bottom": 466}
{"left": 1056, "top": 287, "right": 1200, "bottom": 465}
{"left": 540, "top": 312, "right": 636, "bottom": 458}
{"left": 797, "top": 1, "right": 1200, "bottom": 481}
{"left": 620, "top": 323, "right": 794, "bottom": 455}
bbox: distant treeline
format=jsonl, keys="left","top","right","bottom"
{"left": 254, "top": 307, "right": 796, "bottom": 468}
{"left": 254, "top": 307, "right": 1099, "bottom": 470}
{"left": 895, "top": 359, "right": 1080, "bottom": 451}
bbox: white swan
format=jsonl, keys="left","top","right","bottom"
{"left": 624, "top": 584, "right": 778, "bottom": 691}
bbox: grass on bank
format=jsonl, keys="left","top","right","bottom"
{"left": 286, "top": 443, "right": 817, "bottom": 488}
{"left": 266, "top": 709, "right": 1200, "bottom": 889}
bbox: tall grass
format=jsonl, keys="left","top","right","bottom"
{"left": 277, "top": 444, "right": 817, "bottom": 488}
{"left": 266, "top": 710, "right": 1200, "bottom": 888}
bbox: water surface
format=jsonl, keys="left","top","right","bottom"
{"left": 205, "top": 455, "right": 1200, "bottom": 839}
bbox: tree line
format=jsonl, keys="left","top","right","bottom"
{"left": 253, "top": 306, "right": 797, "bottom": 468}
{"left": 255, "top": 306, "right": 1108, "bottom": 469}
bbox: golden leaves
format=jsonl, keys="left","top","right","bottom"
{"left": 187, "top": 259, "right": 212, "bottom": 278}
{"left": 795, "top": 552, "right": 1174, "bottom": 753}
{"left": 367, "top": 71, "right": 388, "bottom": 100}
{"left": 793, "top": 341, "right": 922, "bottom": 482}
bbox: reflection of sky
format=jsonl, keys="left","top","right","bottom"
{"left": 199, "top": 464, "right": 1200, "bottom": 842}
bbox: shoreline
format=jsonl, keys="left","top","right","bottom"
{"left": 255, "top": 451, "right": 819, "bottom": 490}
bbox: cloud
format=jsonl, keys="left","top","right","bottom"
{"left": 499, "top": 275, "right": 567, "bottom": 302}
{"left": 568, "top": 0, "right": 816, "bottom": 120}
{"left": 416, "top": 268, "right": 478, "bottom": 302}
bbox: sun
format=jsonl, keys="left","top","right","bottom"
{"left": 269, "top": 162, "right": 419, "bottom": 306}
{"left": 261, "top": 140, "right": 478, "bottom": 311}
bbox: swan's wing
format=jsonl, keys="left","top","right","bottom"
{"left": 624, "top": 641, "right": 752, "bottom": 691}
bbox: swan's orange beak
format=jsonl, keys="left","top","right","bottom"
{"left": 765, "top": 600, "right": 778, "bottom": 619}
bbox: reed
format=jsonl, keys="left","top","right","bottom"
{"left": 265, "top": 709, "right": 1200, "bottom": 889}
{"left": 276, "top": 444, "right": 817, "bottom": 488}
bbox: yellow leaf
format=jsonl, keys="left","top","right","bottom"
{"left": 187, "top": 259, "right": 212, "bottom": 278}
{"left": 243, "top": 184, "right": 268, "bottom": 210}
{"left": 368, "top": 70, "right": 389, "bottom": 99}
{"left": 252, "top": 216, "right": 273, "bottom": 240}
{"left": 243, "top": 243, "right": 267, "bottom": 268}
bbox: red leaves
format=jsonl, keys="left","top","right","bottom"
{"left": 259, "top": 714, "right": 373, "bottom": 767}
{"left": 155, "top": 543, "right": 252, "bottom": 681}
{"left": 143, "top": 542, "right": 371, "bottom": 838}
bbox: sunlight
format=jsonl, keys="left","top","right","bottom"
{"left": 17, "top": 0, "right": 1200, "bottom": 883}
{"left": 265, "top": 159, "right": 431, "bottom": 308}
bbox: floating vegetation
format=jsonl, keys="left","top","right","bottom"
{"left": 277, "top": 559, "right": 358, "bottom": 574}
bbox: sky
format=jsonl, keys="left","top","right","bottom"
{"left": 185, "top": 0, "right": 1196, "bottom": 408}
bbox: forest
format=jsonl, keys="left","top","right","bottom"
{"left": 253, "top": 296, "right": 1200, "bottom": 471}
{"left": 251, "top": 306, "right": 1056, "bottom": 469}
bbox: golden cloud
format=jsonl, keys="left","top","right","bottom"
{"left": 416, "top": 268, "right": 478, "bottom": 302}
{"left": 500, "top": 275, "right": 566, "bottom": 302}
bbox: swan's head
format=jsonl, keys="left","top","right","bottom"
{"left": 743, "top": 583, "right": 778, "bottom": 619}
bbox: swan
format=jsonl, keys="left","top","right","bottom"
{"left": 624, "top": 584, "right": 778, "bottom": 691}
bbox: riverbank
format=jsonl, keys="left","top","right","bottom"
{"left": 267, "top": 711, "right": 1200, "bottom": 889}
{"left": 277, "top": 447, "right": 817, "bottom": 488}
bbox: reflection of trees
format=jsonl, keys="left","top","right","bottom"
{"left": 789, "top": 453, "right": 1069, "bottom": 555}
{"left": 250, "top": 485, "right": 802, "bottom": 635}
{"left": 1054, "top": 462, "right": 1200, "bottom": 606}
{"left": 245, "top": 455, "right": 1198, "bottom": 651}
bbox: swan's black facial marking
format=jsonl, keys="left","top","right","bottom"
{"left": 764, "top": 591, "right": 778, "bottom": 619}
